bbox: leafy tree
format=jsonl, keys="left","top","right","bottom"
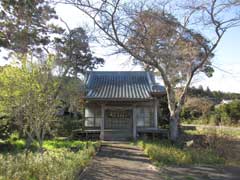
{"left": 54, "top": 26, "right": 104, "bottom": 118}
{"left": 0, "top": 58, "right": 59, "bottom": 151}
{"left": 55, "top": 26, "right": 104, "bottom": 77}
{"left": 181, "top": 97, "right": 214, "bottom": 120}
{"left": 56, "top": 76, "right": 86, "bottom": 137}
{"left": 215, "top": 100, "right": 240, "bottom": 125}
{"left": 66, "top": 0, "right": 240, "bottom": 142}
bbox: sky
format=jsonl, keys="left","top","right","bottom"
{"left": 55, "top": 3, "right": 240, "bottom": 93}
{"left": 1, "top": 3, "right": 239, "bottom": 93}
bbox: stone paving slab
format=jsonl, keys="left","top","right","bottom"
{"left": 79, "top": 142, "right": 162, "bottom": 180}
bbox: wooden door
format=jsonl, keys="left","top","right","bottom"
{"left": 104, "top": 109, "right": 133, "bottom": 140}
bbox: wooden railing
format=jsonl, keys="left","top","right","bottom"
{"left": 69, "top": 116, "right": 154, "bottom": 130}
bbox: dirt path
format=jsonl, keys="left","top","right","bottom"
{"left": 79, "top": 142, "right": 162, "bottom": 180}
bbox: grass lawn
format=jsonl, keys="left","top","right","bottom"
{"left": 0, "top": 138, "right": 100, "bottom": 180}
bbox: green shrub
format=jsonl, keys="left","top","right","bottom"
{"left": 214, "top": 100, "right": 240, "bottom": 125}
{"left": 182, "top": 100, "right": 240, "bottom": 126}
{"left": 0, "top": 132, "right": 26, "bottom": 152}
{"left": 43, "top": 139, "right": 100, "bottom": 153}
{"left": 0, "top": 140, "right": 100, "bottom": 180}
{"left": 208, "top": 114, "right": 218, "bottom": 125}
{"left": 7, "top": 132, "right": 20, "bottom": 143}
{"left": 180, "top": 97, "right": 214, "bottom": 121}
{"left": 55, "top": 116, "right": 84, "bottom": 137}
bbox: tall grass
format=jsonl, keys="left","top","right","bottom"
{"left": 0, "top": 140, "right": 100, "bottom": 180}
{"left": 137, "top": 140, "right": 224, "bottom": 166}
{"left": 184, "top": 128, "right": 240, "bottom": 166}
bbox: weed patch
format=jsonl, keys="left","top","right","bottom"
{"left": 136, "top": 140, "right": 224, "bottom": 166}
{"left": 0, "top": 140, "right": 100, "bottom": 180}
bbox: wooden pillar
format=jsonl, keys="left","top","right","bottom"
{"left": 133, "top": 105, "right": 137, "bottom": 140}
{"left": 100, "top": 104, "right": 105, "bottom": 140}
{"left": 154, "top": 98, "right": 158, "bottom": 128}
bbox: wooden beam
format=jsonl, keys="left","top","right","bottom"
{"left": 154, "top": 98, "right": 158, "bottom": 128}
{"left": 104, "top": 106, "right": 133, "bottom": 110}
{"left": 100, "top": 104, "right": 105, "bottom": 140}
{"left": 133, "top": 105, "right": 137, "bottom": 140}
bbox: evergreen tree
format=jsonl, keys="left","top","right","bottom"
{"left": 0, "top": 0, "right": 63, "bottom": 56}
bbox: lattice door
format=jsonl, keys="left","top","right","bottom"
{"left": 105, "top": 109, "right": 132, "bottom": 129}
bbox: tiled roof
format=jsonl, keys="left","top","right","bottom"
{"left": 85, "top": 71, "right": 164, "bottom": 100}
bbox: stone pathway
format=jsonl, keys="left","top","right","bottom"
{"left": 79, "top": 142, "right": 162, "bottom": 180}
{"left": 79, "top": 142, "right": 240, "bottom": 180}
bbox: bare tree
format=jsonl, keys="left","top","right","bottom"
{"left": 63, "top": 0, "right": 240, "bottom": 142}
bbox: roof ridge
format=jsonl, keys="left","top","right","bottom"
{"left": 85, "top": 70, "right": 165, "bottom": 100}
{"left": 87, "top": 71, "right": 149, "bottom": 73}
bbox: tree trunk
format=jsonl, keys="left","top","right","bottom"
{"left": 39, "top": 140, "right": 44, "bottom": 155}
{"left": 169, "top": 113, "right": 179, "bottom": 143}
